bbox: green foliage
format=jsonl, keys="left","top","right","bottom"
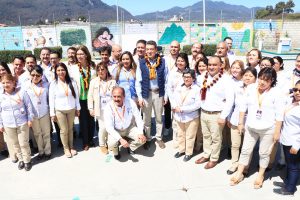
{"left": 182, "top": 44, "right": 217, "bottom": 56}
{"left": 286, "top": 13, "right": 300, "bottom": 19}
{"left": 60, "top": 29, "right": 86, "bottom": 46}
{"left": 255, "top": 9, "right": 271, "bottom": 19}
{"left": 0, "top": 50, "right": 32, "bottom": 63}
{"left": 33, "top": 46, "right": 63, "bottom": 59}
{"left": 255, "top": 0, "right": 295, "bottom": 18}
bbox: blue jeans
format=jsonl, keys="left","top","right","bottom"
{"left": 283, "top": 145, "right": 300, "bottom": 193}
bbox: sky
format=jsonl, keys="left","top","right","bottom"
{"left": 102, "top": 0, "right": 300, "bottom": 15}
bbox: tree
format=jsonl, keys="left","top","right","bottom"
{"left": 274, "top": 2, "right": 286, "bottom": 15}
{"left": 285, "top": 0, "right": 295, "bottom": 13}
{"left": 255, "top": 9, "right": 271, "bottom": 19}
{"left": 266, "top": 5, "right": 274, "bottom": 13}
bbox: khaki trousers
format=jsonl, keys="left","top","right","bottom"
{"left": 32, "top": 114, "right": 51, "bottom": 155}
{"left": 3, "top": 132, "right": 17, "bottom": 161}
{"left": 97, "top": 112, "right": 108, "bottom": 147}
{"left": 56, "top": 109, "right": 76, "bottom": 151}
{"left": 142, "top": 91, "right": 163, "bottom": 140}
{"left": 5, "top": 124, "right": 31, "bottom": 163}
{"left": 201, "top": 112, "right": 224, "bottom": 162}
{"left": 177, "top": 117, "right": 199, "bottom": 156}
{"left": 194, "top": 115, "right": 203, "bottom": 152}
{"left": 0, "top": 132, "right": 5, "bottom": 150}
{"left": 230, "top": 125, "right": 243, "bottom": 170}
{"left": 239, "top": 126, "right": 274, "bottom": 169}
{"left": 107, "top": 122, "right": 146, "bottom": 155}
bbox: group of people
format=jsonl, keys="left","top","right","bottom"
{"left": 0, "top": 37, "right": 299, "bottom": 196}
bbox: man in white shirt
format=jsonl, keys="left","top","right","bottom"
{"left": 105, "top": 87, "right": 146, "bottom": 160}
{"left": 223, "top": 37, "right": 235, "bottom": 56}
{"left": 188, "top": 42, "right": 203, "bottom": 69}
{"left": 216, "top": 41, "right": 235, "bottom": 66}
{"left": 195, "top": 56, "right": 234, "bottom": 169}
{"left": 110, "top": 44, "right": 122, "bottom": 64}
{"left": 165, "top": 40, "right": 180, "bottom": 72}
{"left": 39, "top": 47, "right": 51, "bottom": 70}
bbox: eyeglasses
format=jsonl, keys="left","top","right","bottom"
{"left": 31, "top": 74, "right": 41, "bottom": 78}
{"left": 292, "top": 88, "right": 300, "bottom": 93}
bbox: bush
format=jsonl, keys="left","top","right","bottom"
{"left": 0, "top": 50, "right": 32, "bottom": 63}
{"left": 182, "top": 44, "right": 216, "bottom": 56}
{"left": 60, "top": 29, "right": 86, "bottom": 46}
{"left": 33, "top": 46, "right": 63, "bottom": 59}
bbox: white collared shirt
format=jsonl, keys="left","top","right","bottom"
{"left": 170, "top": 84, "right": 201, "bottom": 123}
{"left": 49, "top": 79, "right": 81, "bottom": 116}
{"left": 240, "top": 83, "right": 285, "bottom": 130}
{"left": 104, "top": 99, "right": 144, "bottom": 141}
{"left": 197, "top": 73, "right": 234, "bottom": 119}
{"left": 167, "top": 68, "right": 184, "bottom": 100}
{"left": 280, "top": 99, "right": 300, "bottom": 150}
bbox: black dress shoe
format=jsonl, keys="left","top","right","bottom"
{"left": 44, "top": 154, "right": 51, "bottom": 160}
{"left": 128, "top": 148, "right": 135, "bottom": 155}
{"left": 273, "top": 188, "right": 294, "bottom": 196}
{"left": 114, "top": 154, "right": 121, "bottom": 160}
{"left": 37, "top": 154, "right": 44, "bottom": 160}
{"left": 18, "top": 161, "right": 24, "bottom": 170}
{"left": 24, "top": 162, "right": 32, "bottom": 171}
{"left": 273, "top": 181, "right": 285, "bottom": 188}
{"left": 174, "top": 152, "right": 185, "bottom": 158}
{"left": 183, "top": 155, "right": 192, "bottom": 162}
{"left": 143, "top": 141, "right": 151, "bottom": 150}
{"left": 227, "top": 169, "right": 236, "bottom": 175}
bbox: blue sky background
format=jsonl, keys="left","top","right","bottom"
{"left": 102, "top": 0, "right": 300, "bottom": 15}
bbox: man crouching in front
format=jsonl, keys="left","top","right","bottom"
{"left": 104, "top": 86, "right": 146, "bottom": 160}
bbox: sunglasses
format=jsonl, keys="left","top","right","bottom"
{"left": 292, "top": 88, "right": 300, "bottom": 93}
{"left": 31, "top": 74, "right": 41, "bottom": 78}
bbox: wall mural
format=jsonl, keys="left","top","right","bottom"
{"left": 158, "top": 23, "right": 187, "bottom": 45}
{"left": 0, "top": 26, "right": 24, "bottom": 50}
{"left": 190, "top": 23, "right": 221, "bottom": 44}
{"left": 222, "top": 22, "right": 252, "bottom": 53}
{"left": 22, "top": 27, "right": 57, "bottom": 50}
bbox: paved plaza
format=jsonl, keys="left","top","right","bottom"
{"left": 0, "top": 131, "right": 299, "bottom": 200}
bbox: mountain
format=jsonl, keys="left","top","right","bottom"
{"left": 136, "top": 0, "right": 262, "bottom": 22}
{"left": 0, "top": 0, "right": 133, "bottom": 25}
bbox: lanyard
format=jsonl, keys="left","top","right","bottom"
{"left": 9, "top": 92, "right": 22, "bottom": 105}
{"left": 123, "top": 68, "right": 132, "bottom": 81}
{"left": 113, "top": 103, "right": 126, "bottom": 122}
{"left": 31, "top": 82, "right": 44, "bottom": 98}
{"left": 180, "top": 86, "right": 191, "bottom": 105}
{"left": 99, "top": 80, "right": 112, "bottom": 96}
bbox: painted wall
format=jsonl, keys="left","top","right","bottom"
{"left": 0, "top": 26, "right": 24, "bottom": 50}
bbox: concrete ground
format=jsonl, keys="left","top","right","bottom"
{"left": 0, "top": 129, "right": 299, "bottom": 200}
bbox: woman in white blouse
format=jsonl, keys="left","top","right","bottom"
{"left": 227, "top": 66, "right": 257, "bottom": 175}
{"left": 230, "top": 67, "right": 284, "bottom": 189}
{"left": 25, "top": 65, "right": 51, "bottom": 160}
{"left": 112, "top": 51, "right": 137, "bottom": 101}
{"left": 246, "top": 48, "right": 262, "bottom": 73}
{"left": 273, "top": 80, "right": 300, "bottom": 196}
{"left": 49, "top": 63, "right": 80, "bottom": 158}
{"left": 171, "top": 69, "right": 201, "bottom": 162}
{"left": 88, "top": 62, "right": 116, "bottom": 155}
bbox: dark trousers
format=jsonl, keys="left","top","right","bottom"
{"left": 79, "top": 100, "right": 95, "bottom": 146}
{"left": 283, "top": 145, "right": 300, "bottom": 193}
{"left": 164, "top": 100, "right": 172, "bottom": 129}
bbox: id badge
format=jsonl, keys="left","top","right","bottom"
{"left": 101, "top": 97, "right": 107, "bottom": 109}
{"left": 256, "top": 110, "right": 262, "bottom": 119}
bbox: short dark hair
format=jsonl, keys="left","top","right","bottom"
{"left": 67, "top": 46, "right": 77, "bottom": 52}
{"left": 40, "top": 47, "right": 51, "bottom": 53}
{"left": 25, "top": 54, "right": 37, "bottom": 62}
{"left": 242, "top": 67, "right": 257, "bottom": 79}
{"left": 136, "top": 39, "right": 146, "bottom": 46}
{"left": 258, "top": 67, "right": 277, "bottom": 87}
{"left": 99, "top": 46, "right": 112, "bottom": 56}
{"left": 146, "top": 40, "right": 157, "bottom": 48}
{"left": 209, "top": 55, "right": 222, "bottom": 64}
{"left": 223, "top": 37, "right": 233, "bottom": 41}
{"left": 13, "top": 56, "right": 25, "bottom": 63}
{"left": 273, "top": 56, "right": 284, "bottom": 70}
{"left": 195, "top": 57, "right": 208, "bottom": 75}
{"left": 176, "top": 53, "right": 189, "bottom": 69}
{"left": 183, "top": 68, "right": 196, "bottom": 80}
{"left": 30, "top": 65, "right": 43, "bottom": 75}
{"left": 50, "top": 51, "right": 61, "bottom": 59}
{"left": 112, "top": 86, "right": 125, "bottom": 97}
{"left": 260, "top": 57, "right": 275, "bottom": 67}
